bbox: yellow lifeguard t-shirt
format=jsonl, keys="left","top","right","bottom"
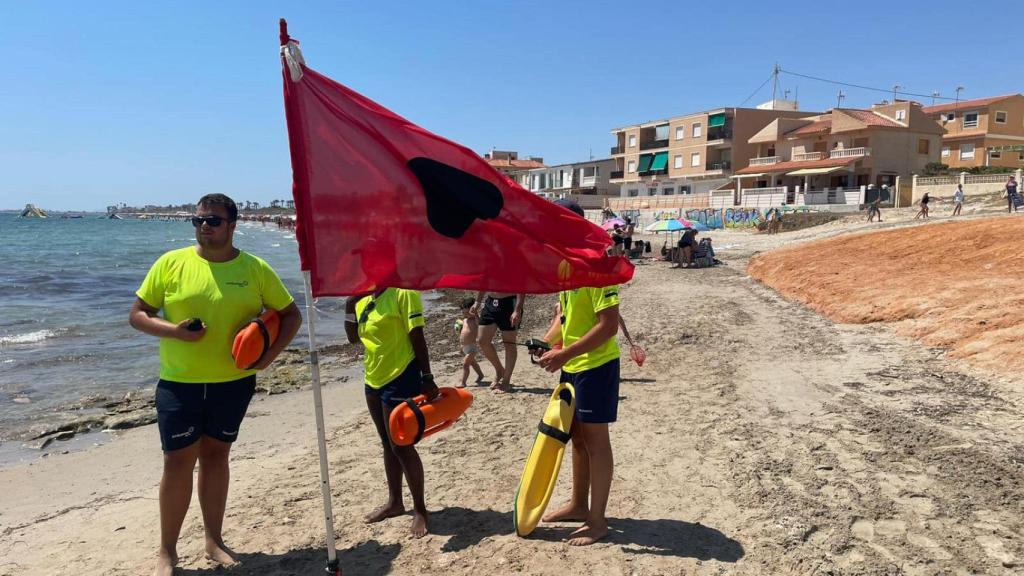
{"left": 136, "top": 246, "right": 294, "bottom": 383}
{"left": 560, "top": 286, "right": 620, "bottom": 374}
{"left": 356, "top": 288, "right": 425, "bottom": 388}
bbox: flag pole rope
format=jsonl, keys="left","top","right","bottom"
{"left": 303, "top": 270, "right": 342, "bottom": 575}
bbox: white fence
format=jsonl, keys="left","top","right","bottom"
{"left": 740, "top": 186, "right": 788, "bottom": 207}
{"left": 829, "top": 147, "right": 871, "bottom": 159}
{"left": 796, "top": 186, "right": 865, "bottom": 206}
{"left": 912, "top": 169, "right": 1022, "bottom": 202}
{"left": 710, "top": 190, "right": 736, "bottom": 208}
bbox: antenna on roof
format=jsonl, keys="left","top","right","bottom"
{"left": 770, "top": 63, "right": 780, "bottom": 109}
{"left": 931, "top": 91, "right": 940, "bottom": 106}
{"left": 837, "top": 90, "right": 845, "bottom": 108}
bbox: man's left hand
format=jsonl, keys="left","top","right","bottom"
{"left": 421, "top": 373, "right": 440, "bottom": 399}
{"left": 511, "top": 310, "right": 522, "bottom": 328}
{"left": 538, "top": 348, "right": 569, "bottom": 373}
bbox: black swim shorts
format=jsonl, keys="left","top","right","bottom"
{"left": 156, "top": 375, "right": 257, "bottom": 452}
{"left": 365, "top": 361, "right": 422, "bottom": 408}
{"left": 560, "top": 358, "right": 620, "bottom": 424}
{"left": 479, "top": 295, "right": 519, "bottom": 332}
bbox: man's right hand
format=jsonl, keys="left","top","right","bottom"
{"left": 174, "top": 319, "right": 206, "bottom": 341}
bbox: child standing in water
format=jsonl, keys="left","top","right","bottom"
{"left": 458, "top": 297, "right": 485, "bottom": 388}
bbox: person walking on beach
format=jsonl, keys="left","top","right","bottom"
{"left": 534, "top": 198, "right": 621, "bottom": 546}
{"left": 345, "top": 287, "right": 437, "bottom": 538}
{"left": 1007, "top": 175, "right": 1020, "bottom": 214}
{"left": 915, "top": 192, "right": 931, "bottom": 219}
{"left": 867, "top": 197, "right": 882, "bottom": 222}
{"left": 129, "top": 194, "right": 301, "bottom": 576}
{"left": 471, "top": 290, "right": 525, "bottom": 392}
{"left": 457, "top": 297, "right": 485, "bottom": 388}
{"left": 951, "top": 184, "right": 965, "bottom": 217}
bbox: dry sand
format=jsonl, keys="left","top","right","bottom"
{"left": 2, "top": 205, "right": 1023, "bottom": 575}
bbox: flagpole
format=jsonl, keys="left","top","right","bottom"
{"left": 303, "top": 270, "right": 342, "bottom": 576}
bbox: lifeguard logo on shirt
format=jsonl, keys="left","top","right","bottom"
{"left": 226, "top": 280, "right": 249, "bottom": 288}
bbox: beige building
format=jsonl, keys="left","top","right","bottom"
{"left": 922, "top": 94, "right": 1024, "bottom": 169}
{"left": 734, "top": 101, "right": 943, "bottom": 203}
{"left": 483, "top": 150, "right": 546, "bottom": 188}
{"left": 608, "top": 105, "right": 816, "bottom": 199}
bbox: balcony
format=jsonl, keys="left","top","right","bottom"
{"left": 639, "top": 139, "right": 669, "bottom": 151}
{"left": 610, "top": 170, "right": 624, "bottom": 180}
{"left": 749, "top": 156, "right": 781, "bottom": 166}
{"left": 706, "top": 160, "right": 732, "bottom": 171}
{"left": 706, "top": 128, "right": 732, "bottom": 142}
{"left": 639, "top": 168, "right": 668, "bottom": 177}
{"left": 610, "top": 145, "right": 624, "bottom": 155}
{"left": 829, "top": 147, "right": 871, "bottom": 159}
{"left": 792, "top": 151, "right": 823, "bottom": 161}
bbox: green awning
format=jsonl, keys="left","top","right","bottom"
{"left": 637, "top": 154, "right": 654, "bottom": 173}
{"left": 708, "top": 113, "right": 726, "bottom": 127}
{"left": 649, "top": 151, "right": 668, "bottom": 171}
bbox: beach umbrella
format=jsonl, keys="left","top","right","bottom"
{"left": 602, "top": 217, "right": 626, "bottom": 230}
{"left": 644, "top": 218, "right": 686, "bottom": 233}
{"left": 678, "top": 219, "right": 710, "bottom": 232}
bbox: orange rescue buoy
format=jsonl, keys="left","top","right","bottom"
{"left": 388, "top": 387, "right": 474, "bottom": 446}
{"left": 232, "top": 309, "right": 281, "bottom": 370}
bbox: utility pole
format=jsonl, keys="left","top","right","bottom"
{"left": 837, "top": 90, "right": 845, "bottom": 108}
{"left": 770, "top": 63, "right": 780, "bottom": 109}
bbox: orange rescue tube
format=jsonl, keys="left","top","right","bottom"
{"left": 388, "top": 387, "right": 474, "bottom": 446}
{"left": 232, "top": 309, "right": 281, "bottom": 369}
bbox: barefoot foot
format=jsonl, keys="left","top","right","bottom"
{"left": 364, "top": 502, "right": 405, "bottom": 524}
{"left": 205, "top": 538, "right": 239, "bottom": 567}
{"left": 566, "top": 521, "right": 608, "bottom": 546}
{"left": 154, "top": 549, "right": 177, "bottom": 576}
{"left": 542, "top": 501, "right": 589, "bottom": 523}
{"left": 410, "top": 510, "right": 429, "bottom": 538}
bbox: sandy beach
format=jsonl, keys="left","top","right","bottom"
{"left": 2, "top": 202, "right": 1022, "bottom": 576}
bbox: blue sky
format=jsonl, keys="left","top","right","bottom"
{"left": 2, "top": 0, "right": 1020, "bottom": 211}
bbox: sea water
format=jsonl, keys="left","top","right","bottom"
{"left": 0, "top": 213, "right": 348, "bottom": 440}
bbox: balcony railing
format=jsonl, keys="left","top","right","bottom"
{"left": 639, "top": 168, "right": 669, "bottom": 176}
{"left": 706, "top": 128, "right": 733, "bottom": 141}
{"left": 610, "top": 170, "right": 624, "bottom": 179}
{"left": 610, "top": 145, "right": 624, "bottom": 155}
{"left": 639, "top": 139, "right": 669, "bottom": 151}
{"left": 829, "top": 147, "right": 871, "bottom": 159}
{"left": 706, "top": 161, "right": 732, "bottom": 171}
{"left": 749, "top": 156, "right": 781, "bottom": 166}
{"left": 792, "top": 151, "right": 822, "bottom": 161}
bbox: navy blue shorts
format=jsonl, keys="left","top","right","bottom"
{"left": 155, "top": 375, "right": 256, "bottom": 452}
{"left": 561, "top": 358, "right": 620, "bottom": 424}
{"left": 365, "top": 361, "right": 422, "bottom": 407}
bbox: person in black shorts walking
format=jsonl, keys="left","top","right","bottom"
{"left": 129, "top": 194, "right": 302, "bottom": 576}
{"left": 471, "top": 291, "right": 525, "bottom": 392}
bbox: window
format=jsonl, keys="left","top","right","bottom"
{"left": 663, "top": 187, "right": 675, "bottom": 195}
{"left": 692, "top": 123, "right": 702, "bottom": 138}
{"left": 960, "top": 143, "right": 975, "bottom": 160}
{"left": 627, "top": 160, "right": 636, "bottom": 173}
{"left": 675, "top": 126, "right": 684, "bottom": 140}
{"left": 647, "top": 188, "right": 657, "bottom": 196}
{"left": 963, "top": 112, "right": 979, "bottom": 128}
{"left": 990, "top": 150, "right": 1002, "bottom": 159}
{"left": 917, "top": 139, "right": 930, "bottom": 155}
{"left": 627, "top": 188, "right": 639, "bottom": 197}
{"left": 944, "top": 113, "right": 955, "bottom": 122}
{"left": 690, "top": 152, "right": 701, "bottom": 167}
{"left": 995, "top": 111, "right": 1007, "bottom": 124}
{"left": 583, "top": 166, "right": 596, "bottom": 177}
{"left": 628, "top": 134, "right": 636, "bottom": 148}
{"left": 673, "top": 155, "right": 683, "bottom": 169}
{"left": 895, "top": 109, "right": 906, "bottom": 121}
{"left": 680, "top": 185, "right": 692, "bottom": 195}
{"left": 941, "top": 146, "right": 950, "bottom": 158}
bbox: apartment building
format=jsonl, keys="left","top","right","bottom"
{"left": 734, "top": 101, "right": 943, "bottom": 195}
{"left": 608, "top": 105, "right": 816, "bottom": 198}
{"left": 484, "top": 150, "right": 546, "bottom": 188}
{"left": 922, "top": 94, "right": 1024, "bottom": 169}
{"left": 526, "top": 158, "right": 620, "bottom": 198}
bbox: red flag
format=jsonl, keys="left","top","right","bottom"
{"left": 280, "top": 30, "right": 633, "bottom": 297}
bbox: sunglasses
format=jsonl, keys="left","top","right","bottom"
{"left": 191, "top": 216, "right": 226, "bottom": 228}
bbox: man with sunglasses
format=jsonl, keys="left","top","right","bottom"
{"left": 129, "top": 193, "right": 301, "bottom": 576}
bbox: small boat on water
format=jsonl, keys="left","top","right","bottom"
{"left": 19, "top": 204, "right": 48, "bottom": 218}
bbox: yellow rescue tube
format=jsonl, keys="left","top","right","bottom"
{"left": 513, "top": 382, "right": 575, "bottom": 537}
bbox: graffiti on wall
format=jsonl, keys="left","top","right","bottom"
{"left": 653, "top": 209, "right": 680, "bottom": 221}
{"left": 684, "top": 208, "right": 724, "bottom": 230}
{"left": 724, "top": 208, "right": 765, "bottom": 228}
